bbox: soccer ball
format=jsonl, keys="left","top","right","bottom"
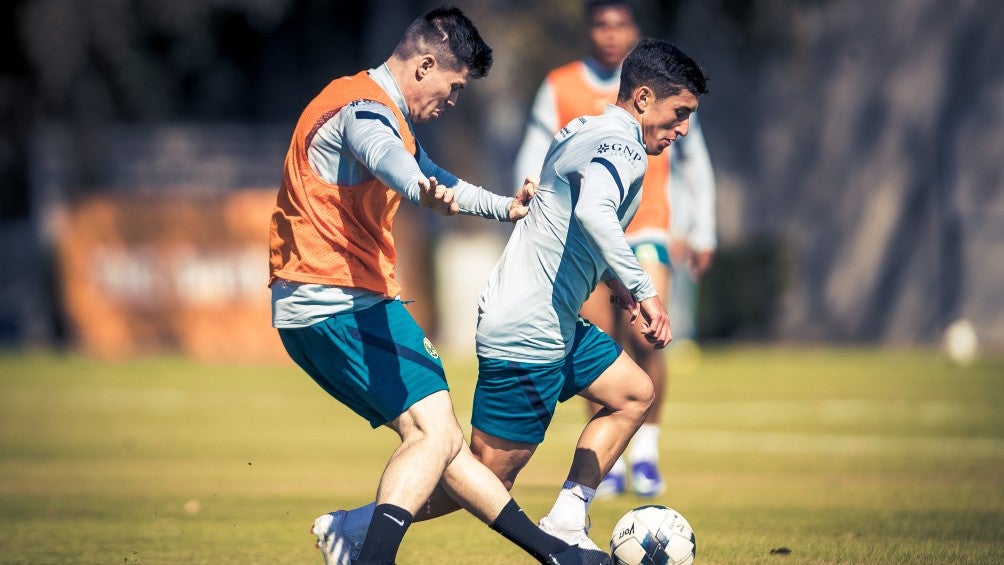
{"left": 943, "top": 318, "right": 979, "bottom": 366}
{"left": 610, "top": 505, "right": 696, "bottom": 565}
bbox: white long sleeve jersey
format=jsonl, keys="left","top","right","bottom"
{"left": 476, "top": 105, "right": 657, "bottom": 362}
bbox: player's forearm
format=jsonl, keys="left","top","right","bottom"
{"left": 363, "top": 142, "right": 429, "bottom": 204}
{"left": 418, "top": 153, "right": 509, "bottom": 221}
{"left": 450, "top": 179, "right": 511, "bottom": 221}
{"left": 574, "top": 204, "right": 657, "bottom": 302}
{"left": 363, "top": 143, "right": 507, "bottom": 220}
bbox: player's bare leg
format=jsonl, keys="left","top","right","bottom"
{"left": 341, "top": 420, "right": 582, "bottom": 564}
{"left": 437, "top": 442, "right": 528, "bottom": 521}
{"left": 409, "top": 430, "right": 538, "bottom": 521}
{"left": 379, "top": 390, "right": 465, "bottom": 512}
{"left": 622, "top": 260, "right": 670, "bottom": 496}
{"left": 348, "top": 390, "right": 464, "bottom": 564}
{"left": 580, "top": 285, "right": 630, "bottom": 497}
{"left": 570, "top": 352, "right": 654, "bottom": 488}
{"left": 534, "top": 352, "right": 653, "bottom": 564}
{"left": 625, "top": 260, "right": 670, "bottom": 426}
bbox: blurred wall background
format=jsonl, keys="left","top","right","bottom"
{"left": 0, "top": 0, "right": 1001, "bottom": 360}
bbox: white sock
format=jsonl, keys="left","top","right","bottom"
{"left": 629, "top": 423, "right": 661, "bottom": 464}
{"left": 546, "top": 481, "right": 596, "bottom": 530}
{"left": 344, "top": 503, "right": 375, "bottom": 538}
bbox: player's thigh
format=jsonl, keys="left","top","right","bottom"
{"left": 620, "top": 260, "right": 671, "bottom": 351}
{"left": 556, "top": 318, "right": 624, "bottom": 402}
{"left": 579, "top": 351, "right": 654, "bottom": 412}
{"left": 472, "top": 356, "right": 567, "bottom": 446}
{"left": 579, "top": 285, "right": 615, "bottom": 334}
{"left": 278, "top": 300, "right": 448, "bottom": 428}
{"left": 619, "top": 242, "right": 672, "bottom": 344}
{"left": 470, "top": 427, "right": 538, "bottom": 488}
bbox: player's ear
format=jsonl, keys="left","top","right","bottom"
{"left": 416, "top": 54, "right": 436, "bottom": 80}
{"left": 634, "top": 86, "right": 653, "bottom": 114}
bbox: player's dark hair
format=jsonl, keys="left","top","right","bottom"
{"left": 618, "top": 37, "right": 709, "bottom": 101}
{"left": 584, "top": 0, "right": 637, "bottom": 23}
{"left": 394, "top": 6, "right": 493, "bottom": 79}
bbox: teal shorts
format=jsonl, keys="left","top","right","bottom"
{"left": 278, "top": 300, "right": 447, "bottom": 428}
{"left": 472, "top": 319, "right": 622, "bottom": 444}
{"left": 631, "top": 241, "right": 671, "bottom": 268}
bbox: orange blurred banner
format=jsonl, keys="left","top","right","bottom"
{"left": 56, "top": 190, "right": 288, "bottom": 363}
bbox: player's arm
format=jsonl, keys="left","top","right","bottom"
{"left": 416, "top": 144, "right": 534, "bottom": 222}
{"left": 574, "top": 152, "right": 670, "bottom": 347}
{"left": 333, "top": 100, "right": 517, "bottom": 219}
{"left": 513, "top": 81, "right": 559, "bottom": 191}
{"left": 674, "top": 113, "right": 717, "bottom": 276}
{"left": 340, "top": 100, "right": 443, "bottom": 205}
{"left": 574, "top": 153, "right": 655, "bottom": 302}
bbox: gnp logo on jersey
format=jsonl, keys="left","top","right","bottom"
{"left": 423, "top": 337, "right": 440, "bottom": 359}
{"left": 596, "top": 142, "right": 643, "bottom": 163}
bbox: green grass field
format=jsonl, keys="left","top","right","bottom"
{"left": 0, "top": 345, "right": 1002, "bottom": 564}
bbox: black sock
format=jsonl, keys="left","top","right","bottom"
{"left": 490, "top": 498, "right": 570, "bottom": 562}
{"left": 356, "top": 503, "right": 413, "bottom": 564}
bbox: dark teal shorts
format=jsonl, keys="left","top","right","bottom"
{"left": 471, "top": 319, "right": 622, "bottom": 444}
{"left": 278, "top": 300, "right": 447, "bottom": 428}
{"left": 630, "top": 241, "right": 671, "bottom": 268}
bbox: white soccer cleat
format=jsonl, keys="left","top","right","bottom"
{"left": 539, "top": 515, "right": 612, "bottom": 565}
{"left": 311, "top": 510, "right": 361, "bottom": 565}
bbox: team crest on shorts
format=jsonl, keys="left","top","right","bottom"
{"left": 423, "top": 337, "right": 439, "bottom": 359}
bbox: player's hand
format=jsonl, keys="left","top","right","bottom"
{"left": 507, "top": 175, "right": 538, "bottom": 222}
{"left": 604, "top": 278, "right": 639, "bottom": 324}
{"left": 419, "top": 177, "right": 459, "bottom": 216}
{"left": 669, "top": 237, "right": 691, "bottom": 267}
{"left": 691, "top": 249, "right": 714, "bottom": 278}
{"left": 638, "top": 296, "right": 672, "bottom": 349}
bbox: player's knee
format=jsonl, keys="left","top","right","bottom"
{"left": 441, "top": 424, "right": 465, "bottom": 460}
{"left": 623, "top": 371, "right": 655, "bottom": 418}
{"left": 422, "top": 424, "right": 463, "bottom": 462}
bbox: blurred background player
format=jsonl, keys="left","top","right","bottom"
{"left": 512, "top": 0, "right": 717, "bottom": 498}
{"left": 270, "top": 7, "right": 584, "bottom": 564}
{"left": 668, "top": 113, "right": 717, "bottom": 344}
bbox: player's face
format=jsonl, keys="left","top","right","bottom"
{"left": 641, "top": 90, "right": 699, "bottom": 155}
{"left": 411, "top": 63, "right": 469, "bottom": 124}
{"left": 588, "top": 6, "right": 639, "bottom": 71}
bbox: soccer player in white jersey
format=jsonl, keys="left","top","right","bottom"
{"left": 328, "top": 38, "right": 709, "bottom": 563}
{"left": 470, "top": 37, "right": 708, "bottom": 557}
{"left": 515, "top": 0, "right": 719, "bottom": 499}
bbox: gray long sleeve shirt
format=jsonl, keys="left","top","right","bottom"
{"left": 476, "top": 105, "right": 657, "bottom": 362}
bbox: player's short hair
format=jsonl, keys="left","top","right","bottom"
{"left": 393, "top": 6, "right": 493, "bottom": 79}
{"left": 618, "top": 37, "right": 709, "bottom": 101}
{"left": 584, "top": 0, "right": 637, "bottom": 23}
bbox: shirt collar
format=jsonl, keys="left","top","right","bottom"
{"left": 603, "top": 104, "right": 644, "bottom": 145}
{"left": 368, "top": 63, "right": 410, "bottom": 118}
